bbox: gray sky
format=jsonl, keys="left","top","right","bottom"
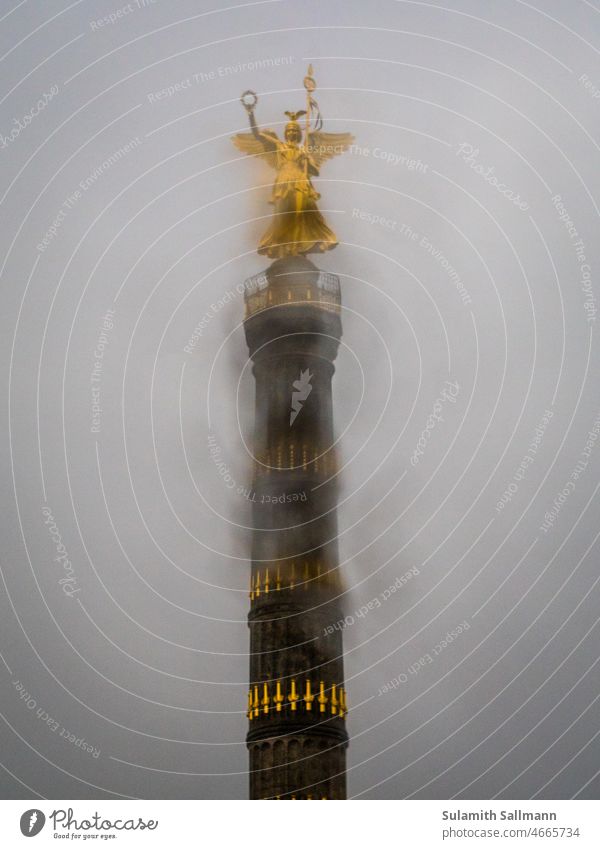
{"left": 1, "top": 0, "right": 600, "bottom": 799}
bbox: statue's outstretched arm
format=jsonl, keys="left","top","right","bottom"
{"left": 248, "top": 109, "right": 261, "bottom": 139}
{"left": 238, "top": 91, "right": 278, "bottom": 154}
{"left": 250, "top": 114, "right": 278, "bottom": 152}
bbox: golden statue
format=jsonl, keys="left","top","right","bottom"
{"left": 232, "top": 66, "right": 354, "bottom": 258}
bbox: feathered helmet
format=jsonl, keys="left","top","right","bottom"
{"left": 284, "top": 110, "right": 306, "bottom": 139}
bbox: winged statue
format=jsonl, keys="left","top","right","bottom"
{"left": 232, "top": 68, "right": 354, "bottom": 258}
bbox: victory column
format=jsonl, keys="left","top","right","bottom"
{"left": 233, "top": 68, "right": 353, "bottom": 799}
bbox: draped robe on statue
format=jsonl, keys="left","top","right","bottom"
{"left": 232, "top": 128, "right": 353, "bottom": 258}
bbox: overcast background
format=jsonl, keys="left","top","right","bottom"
{"left": 1, "top": 0, "right": 600, "bottom": 800}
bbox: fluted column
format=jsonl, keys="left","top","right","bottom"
{"left": 243, "top": 255, "right": 348, "bottom": 800}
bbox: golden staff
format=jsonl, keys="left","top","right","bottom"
{"left": 303, "top": 64, "right": 316, "bottom": 179}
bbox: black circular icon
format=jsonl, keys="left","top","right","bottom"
{"left": 19, "top": 810, "right": 45, "bottom": 837}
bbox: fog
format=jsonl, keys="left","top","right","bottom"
{"left": 1, "top": 0, "right": 599, "bottom": 799}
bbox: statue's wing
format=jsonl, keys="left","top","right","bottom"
{"left": 307, "top": 131, "right": 354, "bottom": 168}
{"left": 231, "top": 130, "right": 279, "bottom": 169}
